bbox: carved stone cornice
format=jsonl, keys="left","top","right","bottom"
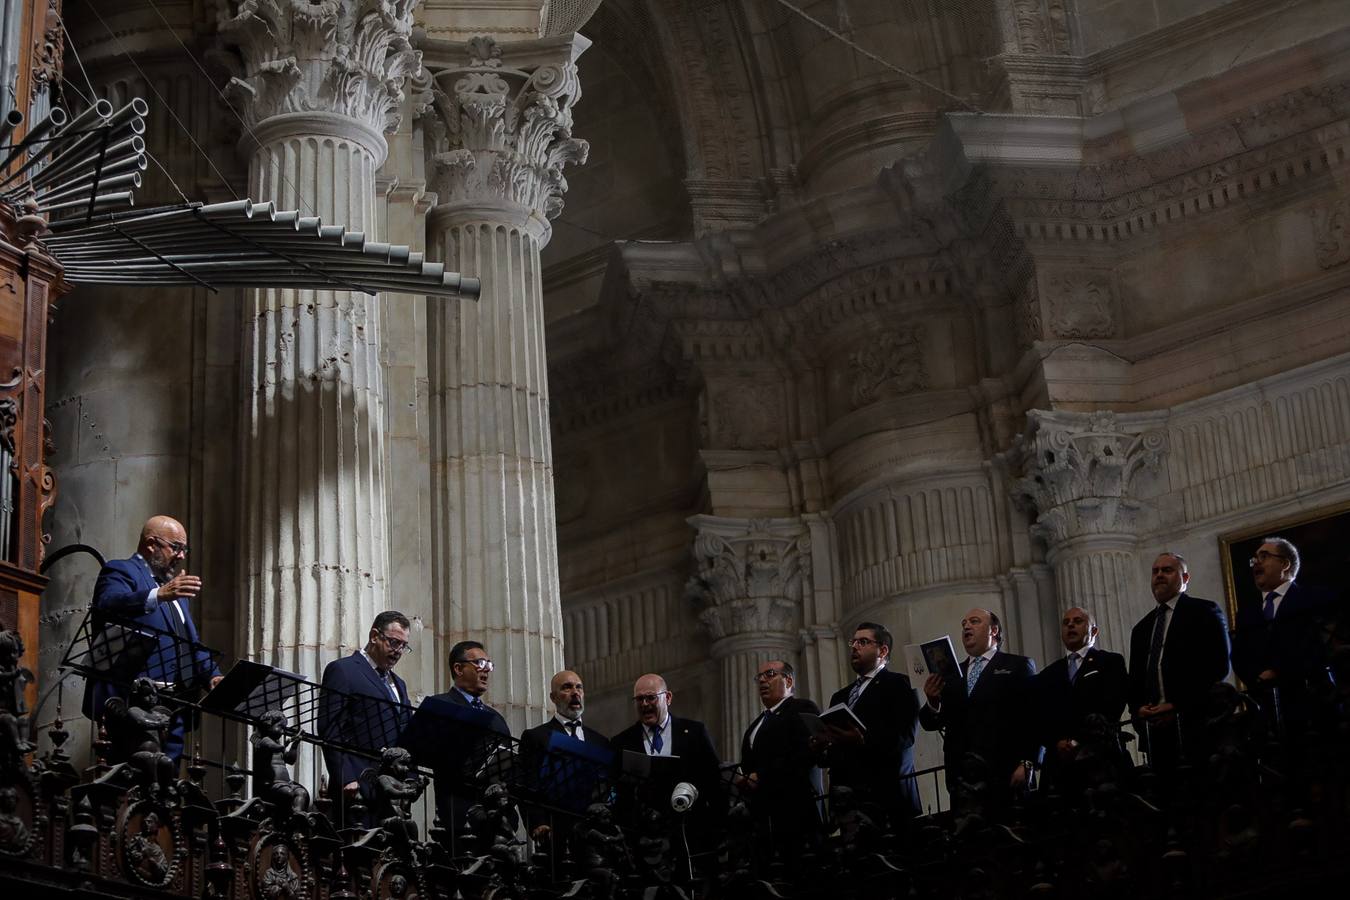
{"left": 216, "top": 0, "right": 421, "bottom": 153}
{"left": 686, "top": 516, "right": 810, "bottom": 644}
{"left": 1004, "top": 410, "right": 1168, "bottom": 545}
{"left": 420, "top": 33, "right": 588, "bottom": 232}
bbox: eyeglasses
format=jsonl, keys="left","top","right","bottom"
{"left": 1249, "top": 551, "right": 1289, "bottom": 566}
{"left": 848, "top": 637, "right": 878, "bottom": 647}
{"left": 753, "top": 670, "right": 785, "bottom": 683}
{"left": 378, "top": 633, "right": 413, "bottom": 654}
{"left": 456, "top": 657, "right": 493, "bottom": 672}
{"left": 152, "top": 536, "right": 189, "bottom": 555}
{"left": 633, "top": 692, "right": 669, "bottom": 704}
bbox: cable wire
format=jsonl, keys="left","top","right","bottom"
{"left": 84, "top": 0, "right": 239, "bottom": 201}
{"left": 769, "top": 0, "right": 981, "bottom": 113}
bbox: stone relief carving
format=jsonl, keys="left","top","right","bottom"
{"left": 1014, "top": 272, "right": 1043, "bottom": 347}
{"left": 1008, "top": 410, "right": 1167, "bottom": 545}
{"left": 1043, "top": 270, "right": 1115, "bottom": 338}
{"left": 1310, "top": 199, "right": 1350, "bottom": 269}
{"left": 687, "top": 519, "right": 810, "bottom": 640}
{"left": 31, "top": 0, "right": 64, "bottom": 91}
{"left": 217, "top": 0, "right": 421, "bottom": 133}
{"left": 1012, "top": 0, "right": 1072, "bottom": 55}
{"left": 424, "top": 35, "right": 588, "bottom": 220}
{"left": 847, "top": 325, "right": 928, "bottom": 408}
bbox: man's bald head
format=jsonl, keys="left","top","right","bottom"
{"left": 633, "top": 673, "right": 671, "bottom": 727}
{"left": 138, "top": 515, "right": 188, "bottom": 580}
{"left": 550, "top": 669, "right": 585, "bottom": 721}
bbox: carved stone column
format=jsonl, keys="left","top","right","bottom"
{"left": 1007, "top": 410, "right": 1168, "bottom": 652}
{"left": 219, "top": 0, "right": 421, "bottom": 677}
{"left": 687, "top": 516, "right": 810, "bottom": 756}
{"left": 421, "top": 34, "right": 588, "bottom": 730}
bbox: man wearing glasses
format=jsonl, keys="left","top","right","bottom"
{"left": 81, "top": 515, "right": 222, "bottom": 763}
{"left": 426, "top": 641, "right": 511, "bottom": 829}
{"left": 1232, "top": 537, "right": 1333, "bottom": 734}
{"left": 818, "top": 622, "right": 919, "bottom": 825}
{"left": 318, "top": 611, "right": 414, "bottom": 824}
{"left": 1127, "top": 552, "right": 1229, "bottom": 770}
{"left": 737, "top": 660, "right": 823, "bottom": 860}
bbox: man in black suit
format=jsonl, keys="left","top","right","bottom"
{"left": 737, "top": 660, "right": 822, "bottom": 857}
{"left": 317, "top": 611, "right": 414, "bottom": 826}
{"left": 817, "top": 622, "right": 920, "bottom": 825}
{"left": 426, "top": 640, "right": 512, "bottom": 831}
{"left": 1232, "top": 537, "right": 1333, "bottom": 734}
{"left": 920, "top": 608, "right": 1037, "bottom": 810}
{"left": 1034, "top": 607, "right": 1128, "bottom": 790}
{"left": 1128, "top": 552, "right": 1230, "bottom": 769}
{"left": 520, "top": 669, "right": 612, "bottom": 854}
{"left": 611, "top": 673, "right": 724, "bottom": 854}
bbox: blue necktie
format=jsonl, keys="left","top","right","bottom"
{"left": 966, "top": 656, "right": 986, "bottom": 695}
{"left": 847, "top": 676, "right": 867, "bottom": 707}
{"left": 649, "top": 725, "right": 663, "bottom": 755}
{"left": 1262, "top": 591, "right": 1278, "bottom": 621}
{"left": 1068, "top": 652, "right": 1081, "bottom": 682}
{"left": 471, "top": 697, "right": 485, "bottom": 711}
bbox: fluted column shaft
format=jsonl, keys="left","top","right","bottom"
{"left": 221, "top": 0, "right": 421, "bottom": 679}
{"left": 422, "top": 34, "right": 589, "bottom": 731}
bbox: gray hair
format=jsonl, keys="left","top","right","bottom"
{"left": 1261, "top": 536, "right": 1300, "bottom": 579}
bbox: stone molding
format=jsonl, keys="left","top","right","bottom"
{"left": 217, "top": 0, "right": 421, "bottom": 157}
{"left": 1008, "top": 410, "right": 1168, "bottom": 546}
{"left": 686, "top": 516, "right": 810, "bottom": 644}
{"left": 421, "top": 34, "right": 589, "bottom": 229}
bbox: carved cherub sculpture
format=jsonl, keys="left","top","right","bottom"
{"left": 0, "top": 630, "right": 35, "bottom": 770}
{"left": 105, "top": 678, "right": 176, "bottom": 797}
{"left": 463, "top": 781, "right": 521, "bottom": 868}
{"left": 580, "top": 802, "right": 626, "bottom": 900}
{"left": 370, "top": 747, "right": 427, "bottom": 858}
{"left": 250, "top": 710, "right": 310, "bottom": 817}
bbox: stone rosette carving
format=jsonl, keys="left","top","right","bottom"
{"left": 687, "top": 517, "right": 810, "bottom": 642}
{"left": 1310, "top": 198, "right": 1350, "bottom": 269}
{"left": 1008, "top": 410, "right": 1167, "bottom": 545}
{"left": 216, "top": 0, "right": 422, "bottom": 134}
{"left": 1043, "top": 269, "right": 1116, "bottom": 339}
{"left": 848, "top": 325, "right": 928, "bottom": 408}
{"left": 424, "top": 35, "right": 589, "bottom": 220}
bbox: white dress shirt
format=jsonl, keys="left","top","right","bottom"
{"left": 554, "top": 713, "right": 585, "bottom": 741}
{"left": 359, "top": 648, "right": 402, "bottom": 703}
{"left": 643, "top": 715, "right": 673, "bottom": 756}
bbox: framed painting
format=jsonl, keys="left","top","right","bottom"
{"left": 1219, "top": 500, "right": 1350, "bottom": 627}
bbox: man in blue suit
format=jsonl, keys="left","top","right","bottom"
{"left": 318, "top": 611, "right": 414, "bottom": 826}
{"left": 1233, "top": 537, "right": 1335, "bottom": 734}
{"left": 81, "top": 515, "right": 222, "bottom": 762}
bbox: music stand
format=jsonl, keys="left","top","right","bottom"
{"left": 537, "top": 731, "right": 615, "bottom": 814}
{"left": 82, "top": 620, "right": 160, "bottom": 683}
{"left": 200, "top": 659, "right": 307, "bottom": 721}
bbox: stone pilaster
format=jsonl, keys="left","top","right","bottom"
{"left": 219, "top": 0, "right": 421, "bottom": 678}
{"left": 421, "top": 34, "right": 588, "bottom": 731}
{"left": 1007, "top": 410, "right": 1168, "bottom": 652}
{"left": 686, "top": 516, "right": 810, "bottom": 756}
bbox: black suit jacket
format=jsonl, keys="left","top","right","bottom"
{"left": 612, "top": 715, "right": 725, "bottom": 834}
{"left": 1128, "top": 594, "right": 1230, "bottom": 715}
{"left": 826, "top": 667, "right": 920, "bottom": 814}
{"left": 426, "top": 688, "right": 512, "bottom": 827}
{"left": 521, "top": 717, "right": 612, "bottom": 756}
{"left": 1231, "top": 581, "right": 1333, "bottom": 689}
{"left": 919, "top": 650, "right": 1037, "bottom": 792}
{"left": 1034, "top": 647, "right": 1128, "bottom": 755}
{"left": 739, "top": 696, "right": 823, "bottom": 827}
{"left": 519, "top": 718, "right": 614, "bottom": 829}
{"left": 317, "top": 652, "right": 412, "bottom": 793}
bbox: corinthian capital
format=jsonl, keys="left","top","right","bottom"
{"left": 422, "top": 34, "right": 589, "bottom": 223}
{"left": 685, "top": 516, "right": 810, "bottom": 642}
{"left": 1007, "top": 410, "right": 1168, "bottom": 544}
{"left": 217, "top": 0, "right": 421, "bottom": 136}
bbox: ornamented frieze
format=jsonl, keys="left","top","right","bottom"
{"left": 1042, "top": 269, "right": 1116, "bottom": 339}
{"left": 216, "top": 0, "right": 421, "bottom": 136}
{"left": 422, "top": 34, "right": 588, "bottom": 220}
{"left": 847, "top": 326, "right": 928, "bottom": 409}
{"left": 1311, "top": 198, "right": 1350, "bottom": 269}
{"left": 1010, "top": 0, "right": 1072, "bottom": 56}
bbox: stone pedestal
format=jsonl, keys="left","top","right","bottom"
{"left": 220, "top": 0, "right": 421, "bottom": 678}
{"left": 1009, "top": 410, "right": 1168, "bottom": 651}
{"left": 687, "top": 516, "right": 810, "bottom": 755}
{"left": 421, "top": 34, "right": 588, "bottom": 731}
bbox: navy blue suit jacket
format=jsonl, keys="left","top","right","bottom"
{"left": 426, "top": 688, "right": 511, "bottom": 827}
{"left": 1231, "top": 581, "right": 1334, "bottom": 689}
{"left": 827, "top": 667, "right": 920, "bottom": 816}
{"left": 318, "top": 651, "right": 412, "bottom": 792}
{"left": 80, "top": 555, "right": 220, "bottom": 759}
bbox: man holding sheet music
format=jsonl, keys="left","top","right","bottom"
{"left": 426, "top": 640, "right": 513, "bottom": 830}
{"left": 816, "top": 622, "right": 920, "bottom": 824}
{"left": 919, "top": 608, "right": 1036, "bottom": 809}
